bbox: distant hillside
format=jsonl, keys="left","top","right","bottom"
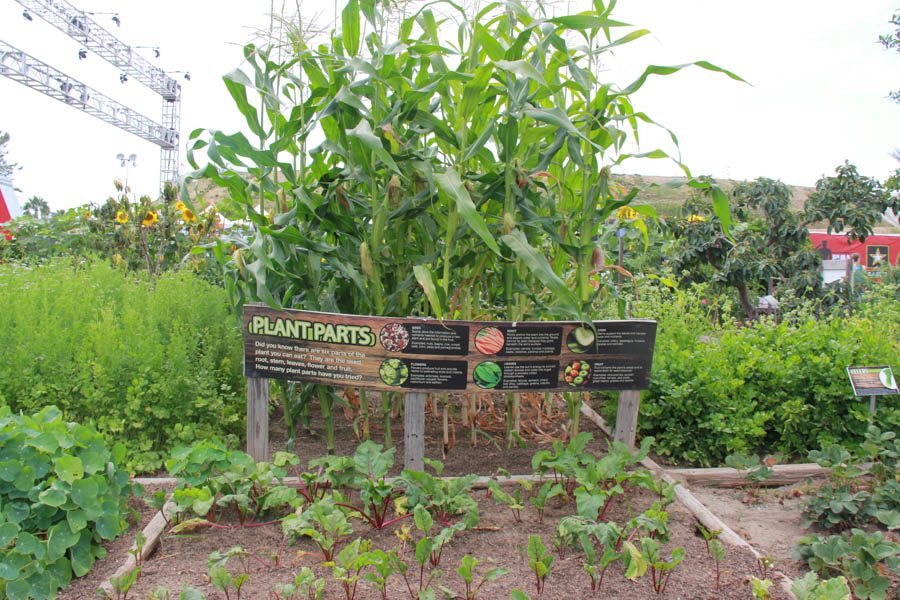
{"left": 612, "top": 173, "right": 813, "bottom": 216}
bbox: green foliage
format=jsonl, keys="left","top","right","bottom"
{"left": 805, "top": 163, "right": 898, "bottom": 241}
{"left": 207, "top": 547, "right": 252, "bottom": 600}
{"left": 166, "top": 440, "right": 299, "bottom": 525}
{"left": 0, "top": 259, "right": 244, "bottom": 472}
{"left": 273, "top": 566, "right": 324, "bottom": 600}
{"left": 399, "top": 460, "right": 478, "bottom": 525}
{"left": 0, "top": 183, "right": 220, "bottom": 278}
{"left": 791, "top": 572, "right": 852, "bottom": 600}
{"left": 629, "top": 283, "right": 900, "bottom": 465}
{"left": 326, "top": 538, "right": 374, "bottom": 600}
{"left": 282, "top": 495, "right": 353, "bottom": 561}
{"left": 793, "top": 529, "right": 899, "bottom": 600}
{"left": 0, "top": 130, "right": 19, "bottom": 178}
{"left": 0, "top": 406, "right": 135, "bottom": 600}
{"left": 622, "top": 537, "right": 685, "bottom": 595}
{"left": 801, "top": 428, "right": 900, "bottom": 531}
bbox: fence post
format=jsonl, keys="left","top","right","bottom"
{"left": 404, "top": 392, "right": 426, "bottom": 470}
{"left": 614, "top": 389, "right": 640, "bottom": 448}
{"left": 247, "top": 377, "right": 269, "bottom": 462}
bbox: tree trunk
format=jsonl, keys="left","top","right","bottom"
{"left": 736, "top": 283, "right": 756, "bottom": 319}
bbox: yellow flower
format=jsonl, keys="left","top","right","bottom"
{"left": 616, "top": 206, "right": 639, "bottom": 220}
{"left": 115, "top": 211, "right": 128, "bottom": 224}
{"left": 174, "top": 201, "right": 187, "bottom": 211}
{"left": 687, "top": 214, "right": 706, "bottom": 223}
{"left": 182, "top": 209, "right": 197, "bottom": 223}
{"left": 141, "top": 211, "right": 158, "bottom": 227}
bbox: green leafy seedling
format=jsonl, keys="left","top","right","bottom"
{"left": 456, "top": 554, "right": 508, "bottom": 600}
{"left": 526, "top": 535, "right": 554, "bottom": 594}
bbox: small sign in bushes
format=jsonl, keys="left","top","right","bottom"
{"left": 846, "top": 366, "right": 898, "bottom": 396}
{"left": 243, "top": 305, "right": 656, "bottom": 393}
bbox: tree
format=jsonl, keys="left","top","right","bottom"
{"left": 879, "top": 10, "right": 900, "bottom": 104}
{"left": 671, "top": 164, "right": 899, "bottom": 316}
{"left": 22, "top": 196, "right": 50, "bottom": 219}
{"left": 0, "top": 131, "right": 20, "bottom": 179}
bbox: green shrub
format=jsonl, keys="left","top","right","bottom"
{"left": 0, "top": 406, "right": 136, "bottom": 600}
{"left": 0, "top": 259, "right": 245, "bottom": 472}
{"left": 612, "top": 283, "right": 899, "bottom": 466}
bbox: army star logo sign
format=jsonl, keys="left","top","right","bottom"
{"left": 866, "top": 245, "right": 888, "bottom": 268}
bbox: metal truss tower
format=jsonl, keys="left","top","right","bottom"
{"left": 3, "top": 0, "right": 181, "bottom": 191}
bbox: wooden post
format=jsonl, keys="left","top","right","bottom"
{"left": 614, "top": 389, "right": 640, "bottom": 448}
{"left": 404, "top": 392, "right": 426, "bottom": 470}
{"left": 247, "top": 377, "right": 269, "bottom": 462}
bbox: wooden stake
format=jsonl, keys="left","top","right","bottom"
{"left": 614, "top": 389, "right": 640, "bottom": 448}
{"left": 404, "top": 392, "right": 426, "bottom": 470}
{"left": 247, "top": 377, "right": 269, "bottom": 462}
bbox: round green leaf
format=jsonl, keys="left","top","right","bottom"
{"left": 47, "top": 522, "right": 79, "bottom": 561}
{"left": 14, "top": 465, "right": 35, "bottom": 492}
{"left": 0, "top": 459, "right": 22, "bottom": 481}
{"left": 79, "top": 451, "right": 105, "bottom": 474}
{"left": 70, "top": 477, "right": 99, "bottom": 509}
{"left": 67, "top": 508, "right": 88, "bottom": 533}
{"left": 4, "top": 578, "right": 31, "bottom": 600}
{"left": 54, "top": 455, "right": 84, "bottom": 484}
{"left": 28, "top": 432, "right": 59, "bottom": 453}
{"left": 4, "top": 501, "right": 30, "bottom": 524}
{"left": 0, "top": 549, "right": 28, "bottom": 580}
{"left": 95, "top": 514, "right": 122, "bottom": 540}
{"left": 38, "top": 487, "right": 68, "bottom": 508}
{"left": 15, "top": 531, "right": 45, "bottom": 560}
{"left": 0, "top": 520, "right": 21, "bottom": 547}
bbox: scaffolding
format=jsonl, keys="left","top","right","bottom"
{"left": 4, "top": 0, "right": 182, "bottom": 191}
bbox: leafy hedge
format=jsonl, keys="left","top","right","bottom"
{"left": 0, "top": 260, "right": 245, "bottom": 473}
{"left": 614, "top": 283, "right": 900, "bottom": 466}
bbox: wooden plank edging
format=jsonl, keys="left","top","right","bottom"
{"left": 97, "top": 498, "right": 176, "bottom": 597}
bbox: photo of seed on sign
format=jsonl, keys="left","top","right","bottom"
{"left": 564, "top": 360, "right": 591, "bottom": 387}
{"left": 474, "top": 327, "right": 504, "bottom": 355}
{"left": 380, "top": 322, "right": 409, "bottom": 352}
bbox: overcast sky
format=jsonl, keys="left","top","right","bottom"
{"left": 1, "top": 0, "right": 898, "bottom": 212}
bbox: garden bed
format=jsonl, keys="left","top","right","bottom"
{"left": 61, "top": 484, "right": 784, "bottom": 600}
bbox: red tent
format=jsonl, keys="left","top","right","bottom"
{"left": 809, "top": 232, "right": 900, "bottom": 270}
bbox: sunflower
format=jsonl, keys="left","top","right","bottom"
{"left": 616, "top": 206, "right": 639, "bottom": 220}
{"left": 141, "top": 211, "right": 159, "bottom": 227}
{"left": 687, "top": 214, "right": 706, "bottom": 223}
{"left": 182, "top": 209, "right": 197, "bottom": 223}
{"left": 115, "top": 211, "right": 129, "bottom": 224}
{"left": 174, "top": 200, "right": 187, "bottom": 211}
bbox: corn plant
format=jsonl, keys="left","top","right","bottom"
{"left": 183, "top": 0, "right": 741, "bottom": 449}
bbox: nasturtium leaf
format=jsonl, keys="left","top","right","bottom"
{"left": 4, "top": 501, "right": 30, "bottom": 524}
{"left": 67, "top": 508, "right": 88, "bottom": 533}
{"left": 39, "top": 486, "right": 67, "bottom": 507}
{"left": 47, "top": 522, "right": 79, "bottom": 561}
{"left": 71, "top": 425, "right": 95, "bottom": 447}
{"left": 95, "top": 514, "right": 121, "bottom": 540}
{"left": 26, "top": 572, "right": 57, "bottom": 600}
{"left": 14, "top": 465, "right": 35, "bottom": 491}
{"left": 79, "top": 451, "right": 104, "bottom": 474}
{"left": 28, "top": 433, "right": 59, "bottom": 453}
{"left": 0, "top": 520, "right": 21, "bottom": 547}
{"left": 70, "top": 546, "right": 95, "bottom": 577}
{"left": 0, "top": 459, "right": 22, "bottom": 481}
{"left": 4, "top": 579, "right": 31, "bottom": 600}
{"left": 47, "top": 556, "right": 73, "bottom": 589}
{"left": 16, "top": 531, "right": 45, "bottom": 560}
{"left": 70, "top": 477, "right": 99, "bottom": 509}
{"left": 0, "top": 550, "right": 29, "bottom": 579}
{"left": 54, "top": 455, "right": 84, "bottom": 485}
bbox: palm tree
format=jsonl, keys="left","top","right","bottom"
{"left": 22, "top": 196, "right": 50, "bottom": 219}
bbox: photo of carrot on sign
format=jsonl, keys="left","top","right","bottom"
{"left": 243, "top": 305, "right": 656, "bottom": 393}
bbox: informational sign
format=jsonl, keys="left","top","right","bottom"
{"left": 243, "top": 305, "right": 657, "bottom": 393}
{"left": 847, "top": 366, "right": 899, "bottom": 396}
